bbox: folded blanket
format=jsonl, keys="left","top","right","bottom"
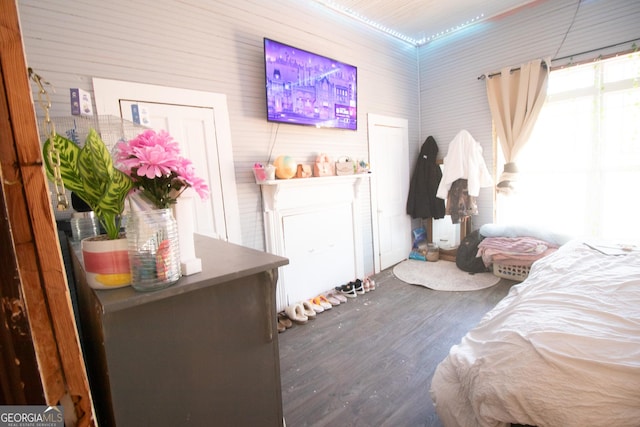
{"left": 477, "top": 236, "right": 559, "bottom": 267}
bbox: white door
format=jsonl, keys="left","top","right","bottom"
{"left": 118, "top": 101, "right": 224, "bottom": 240}
{"left": 368, "top": 114, "right": 411, "bottom": 272}
{"left": 92, "top": 78, "right": 241, "bottom": 244}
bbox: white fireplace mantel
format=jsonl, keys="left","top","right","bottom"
{"left": 259, "top": 174, "right": 370, "bottom": 311}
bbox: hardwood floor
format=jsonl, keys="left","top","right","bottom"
{"left": 278, "top": 265, "right": 516, "bottom": 427}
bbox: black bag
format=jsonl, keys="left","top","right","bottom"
{"left": 456, "top": 230, "right": 488, "bottom": 273}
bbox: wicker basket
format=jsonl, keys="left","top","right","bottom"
{"left": 492, "top": 263, "right": 530, "bottom": 282}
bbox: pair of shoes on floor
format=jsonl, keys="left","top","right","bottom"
{"left": 335, "top": 279, "right": 365, "bottom": 298}
{"left": 363, "top": 276, "right": 376, "bottom": 292}
{"left": 307, "top": 298, "right": 325, "bottom": 313}
{"left": 283, "top": 292, "right": 345, "bottom": 327}
{"left": 277, "top": 312, "right": 293, "bottom": 333}
{"left": 324, "top": 291, "right": 347, "bottom": 305}
{"left": 310, "top": 295, "right": 333, "bottom": 311}
{"left": 284, "top": 300, "right": 318, "bottom": 324}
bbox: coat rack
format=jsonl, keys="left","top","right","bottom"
{"left": 423, "top": 159, "right": 471, "bottom": 261}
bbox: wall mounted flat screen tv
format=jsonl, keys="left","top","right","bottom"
{"left": 264, "top": 38, "right": 357, "bottom": 130}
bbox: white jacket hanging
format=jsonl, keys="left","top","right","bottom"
{"left": 436, "top": 130, "right": 493, "bottom": 200}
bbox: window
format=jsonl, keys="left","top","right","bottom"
{"left": 497, "top": 52, "right": 640, "bottom": 242}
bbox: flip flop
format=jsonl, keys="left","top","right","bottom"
{"left": 313, "top": 295, "right": 333, "bottom": 310}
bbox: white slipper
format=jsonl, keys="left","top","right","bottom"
{"left": 301, "top": 300, "right": 318, "bottom": 317}
{"left": 285, "top": 303, "right": 308, "bottom": 324}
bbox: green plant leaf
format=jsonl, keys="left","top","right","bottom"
{"left": 78, "top": 129, "right": 133, "bottom": 239}
{"left": 78, "top": 129, "right": 112, "bottom": 208}
{"left": 42, "top": 134, "right": 84, "bottom": 194}
{"left": 93, "top": 168, "right": 133, "bottom": 239}
{"left": 43, "top": 128, "right": 133, "bottom": 240}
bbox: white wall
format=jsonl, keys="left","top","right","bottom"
{"left": 419, "top": 0, "right": 640, "bottom": 228}
{"left": 18, "top": 0, "right": 640, "bottom": 272}
{"left": 17, "top": 0, "right": 419, "bottom": 276}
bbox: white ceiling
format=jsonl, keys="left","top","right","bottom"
{"left": 311, "top": 0, "right": 539, "bottom": 45}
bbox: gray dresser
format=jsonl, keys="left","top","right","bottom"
{"left": 71, "top": 234, "right": 288, "bottom": 426}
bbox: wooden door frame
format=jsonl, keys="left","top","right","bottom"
{"left": 0, "top": 1, "right": 94, "bottom": 424}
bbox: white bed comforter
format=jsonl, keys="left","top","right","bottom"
{"left": 430, "top": 240, "right": 640, "bottom": 427}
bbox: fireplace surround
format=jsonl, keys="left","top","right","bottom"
{"left": 259, "top": 174, "right": 370, "bottom": 311}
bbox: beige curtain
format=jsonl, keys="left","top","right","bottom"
{"left": 486, "top": 58, "right": 550, "bottom": 192}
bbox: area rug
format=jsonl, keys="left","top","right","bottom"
{"left": 392, "top": 259, "right": 500, "bottom": 291}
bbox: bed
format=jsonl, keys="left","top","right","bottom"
{"left": 430, "top": 239, "right": 640, "bottom": 427}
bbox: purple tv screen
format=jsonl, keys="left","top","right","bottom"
{"left": 264, "top": 38, "right": 357, "bottom": 130}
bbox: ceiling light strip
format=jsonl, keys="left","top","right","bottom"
{"left": 312, "top": 0, "right": 419, "bottom": 45}
{"left": 421, "top": 14, "right": 485, "bottom": 45}
{"left": 312, "top": 0, "right": 484, "bottom": 46}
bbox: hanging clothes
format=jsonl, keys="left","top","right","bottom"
{"left": 436, "top": 130, "right": 493, "bottom": 200}
{"left": 407, "top": 136, "right": 446, "bottom": 219}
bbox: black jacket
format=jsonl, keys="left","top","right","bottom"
{"left": 406, "top": 136, "right": 446, "bottom": 219}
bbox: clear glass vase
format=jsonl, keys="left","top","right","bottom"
{"left": 125, "top": 208, "right": 181, "bottom": 291}
{"left": 70, "top": 211, "right": 100, "bottom": 242}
